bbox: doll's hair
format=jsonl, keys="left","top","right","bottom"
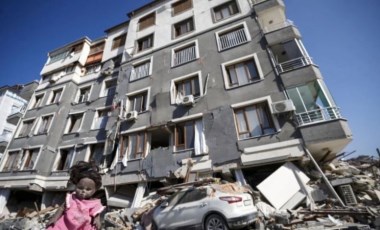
{"left": 69, "top": 161, "right": 102, "bottom": 190}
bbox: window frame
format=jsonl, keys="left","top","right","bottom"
{"left": 47, "top": 87, "right": 64, "bottom": 105}
{"left": 171, "top": 40, "right": 199, "bottom": 67}
{"left": 20, "top": 148, "right": 41, "bottom": 170}
{"left": 174, "top": 120, "right": 196, "bottom": 151}
{"left": 170, "top": 71, "right": 203, "bottom": 104}
{"left": 75, "top": 85, "right": 93, "bottom": 104}
{"left": 215, "top": 22, "right": 251, "bottom": 51}
{"left": 111, "top": 33, "right": 127, "bottom": 50}
{"left": 101, "top": 78, "right": 117, "bottom": 98}
{"left": 64, "top": 112, "right": 85, "bottom": 134}
{"left": 17, "top": 118, "right": 36, "bottom": 138}
{"left": 138, "top": 12, "right": 156, "bottom": 31}
{"left": 126, "top": 87, "right": 151, "bottom": 114}
{"left": 30, "top": 93, "right": 45, "bottom": 109}
{"left": 221, "top": 53, "right": 263, "bottom": 89}
{"left": 86, "top": 142, "right": 105, "bottom": 166}
{"left": 35, "top": 113, "right": 55, "bottom": 135}
{"left": 172, "top": 0, "right": 193, "bottom": 16}
{"left": 212, "top": 0, "right": 240, "bottom": 23}
{"left": 173, "top": 17, "right": 195, "bottom": 38}
{"left": 120, "top": 131, "right": 148, "bottom": 161}
{"left": 92, "top": 107, "right": 112, "bottom": 130}
{"left": 136, "top": 34, "right": 154, "bottom": 53}
{"left": 54, "top": 146, "right": 76, "bottom": 171}
{"left": 231, "top": 96, "right": 280, "bottom": 140}
{"left": 130, "top": 57, "right": 153, "bottom": 81}
{"left": 2, "top": 150, "right": 22, "bottom": 171}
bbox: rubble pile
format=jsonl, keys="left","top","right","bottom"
{"left": 0, "top": 156, "right": 379, "bottom": 229}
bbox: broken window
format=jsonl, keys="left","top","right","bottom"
{"left": 88, "top": 143, "right": 104, "bottom": 166}
{"left": 172, "top": 0, "right": 192, "bottom": 15}
{"left": 174, "top": 17, "right": 194, "bottom": 38}
{"left": 234, "top": 102, "right": 275, "bottom": 139}
{"left": 36, "top": 114, "right": 54, "bottom": 135}
{"left": 101, "top": 78, "right": 117, "bottom": 98}
{"left": 137, "top": 34, "right": 154, "bottom": 52}
{"left": 174, "top": 119, "right": 207, "bottom": 155}
{"left": 49, "top": 88, "right": 63, "bottom": 104}
{"left": 76, "top": 86, "right": 91, "bottom": 103}
{"left": 212, "top": 0, "right": 239, "bottom": 22}
{"left": 150, "top": 128, "right": 170, "bottom": 150}
{"left": 55, "top": 147, "right": 75, "bottom": 171}
{"left": 21, "top": 148, "right": 40, "bottom": 170}
{"left": 120, "top": 132, "right": 147, "bottom": 161}
{"left": 138, "top": 13, "right": 155, "bottom": 31}
{"left": 18, "top": 119, "right": 35, "bottom": 137}
{"left": 112, "top": 33, "right": 127, "bottom": 50}
{"left": 65, "top": 113, "right": 83, "bottom": 133}
{"left": 2, "top": 151, "right": 21, "bottom": 171}
{"left": 93, "top": 108, "right": 111, "bottom": 129}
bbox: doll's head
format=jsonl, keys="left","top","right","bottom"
{"left": 69, "top": 161, "right": 102, "bottom": 200}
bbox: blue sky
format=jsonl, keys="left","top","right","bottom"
{"left": 0, "top": 0, "right": 379, "bottom": 158}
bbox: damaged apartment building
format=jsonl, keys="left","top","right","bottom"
{"left": 0, "top": 0, "right": 352, "bottom": 213}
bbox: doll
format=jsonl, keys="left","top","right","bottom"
{"left": 46, "top": 161, "right": 105, "bottom": 230}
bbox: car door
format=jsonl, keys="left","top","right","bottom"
{"left": 169, "top": 188, "right": 208, "bottom": 228}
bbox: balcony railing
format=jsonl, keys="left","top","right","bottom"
{"left": 9, "top": 105, "right": 26, "bottom": 116}
{"left": 0, "top": 133, "right": 12, "bottom": 142}
{"left": 219, "top": 28, "right": 248, "bottom": 51}
{"left": 295, "top": 106, "right": 342, "bottom": 126}
{"left": 277, "top": 56, "right": 313, "bottom": 73}
{"left": 263, "top": 19, "right": 294, "bottom": 33}
{"left": 173, "top": 45, "right": 196, "bottom": 66}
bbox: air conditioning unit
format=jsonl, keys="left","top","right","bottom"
{"left": 102, "top": 68, "right": 114, "bottom": 76}
{"left": 181, "top": 95, "right": 194, "bottom": 106}
{"left": 272, "top": 100, "right": 295, "bottom": 113}
{"left": 125, "top": 110, "right": 138, "bottom": 121}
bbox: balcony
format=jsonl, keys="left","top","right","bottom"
{"left": 295, "top": 107, "right": 342, "bottom": 126}
{"left": 264, "top": 24, "right": 301, "bottom": 46}
{"left": 7, "top": 105, "right": 26, "bottom": 125}
{"left": 218, "top": 27, "right": 248, "bottom": 51}
{"left": 277, "top": 56, "right": 314, "bottom": 73}
{"left": 251, "top": 0, "right": 284, "bottom": 14}
{"left": 0, "top": 133, "right": 12, "bottom": 143}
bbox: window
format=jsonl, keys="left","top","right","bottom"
{"left": 48, "top": 50, "right": 69, "bottom": 64}
{"left": 76, "top": 86, "right": 91, "bottom": 103}
{"left": 121, "top": 132, "right": 147, "bottom": 160}
{"left": 216, "top": 23, "right": 250, "bottom": 51}
{"left": 55, "top": 148, "right": 75, "bottom": 171}
{"left": 65, "top": 113, "right": 83, "bottom": 133}
{"left": 172, "top": 0, "right": 192, "bottom": 15}
{"left": 138, "top": 13, "right": 155, "bottom": 31}
{"left": 88, "top": 143, "right": 104, "bottom": 166}
{"left": 86, "top": 42, "right": 105, "bottom": 65}
{"left": 21, "top": 148, "right": 40, "bottom": 170}
{"left": 130, "top": 58, "right": 152, "bottom": 81}
{"left": 170, "top": 72, "right": 202, "bottom": 104}
{"left": 234, "top": 102, "right": 276, "bottom": 139}
{"left": 172, "top": 41, "right": 198, "bottom": 66}
{"left": 221, "top": 54, "right": 263, "bottom": 89}
{"left": 93, "top": 108, "right": 111, "bottom": 129}
{"left": 18, "top": 119, "right": 35, "bottom": 137}
{"left": 49, "top": 88, "right": 63, "bottom": 104}
{"left": 112, "top": 34, "right": 127, "bottom": 50}
{"left": 101, "top": 79, "right": 117, "bottom": 97}
{"left": 36, "top": 114, "right": 53, "bottom": 135}
{"left": 175, "top": 120, "right": 195, "bottom": 151}
{"left": 2, "top": 151, "right": 21, "bottom": 171}
{"left": 212, "top": 0, "right": 239, "bottom": 22}
{"left": 31, "top": 94, "right": 44, "bottom": 109}
{"left": 137, "top": 34, "right": 154, "bottom": 52}
{"left": 128, "top": 92, "right": 148, "bottom": 113}
{"left": 174, "top": 17, "right": 194, "bottom": 38}
{"left": 85, "top": 63, "right": 101, "bottom": 75}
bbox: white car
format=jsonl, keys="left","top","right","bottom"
{"left": 152, "top": 183, "right": 257, "bottom": 230}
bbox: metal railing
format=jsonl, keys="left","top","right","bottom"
{"left": 277, "top": 56, "right": 313, "bottom": 73}
{"left": 295, "top": 106, "right": 342, "bottom": 126}
{"left": 173, "top": 45, "right": 196, "bottom": 66}
{"left": 219, "top": 27, "right": 248, "bottom": 50}
{"left": 263, "top": 19, "right": 295, "bottom": 33}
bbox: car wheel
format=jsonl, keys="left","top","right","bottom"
{"left": 205, "top": 214, "right": 229, "bottom": 230}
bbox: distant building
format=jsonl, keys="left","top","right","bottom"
{"left": 0, "top": 0, "right": 352, "bottom": 213}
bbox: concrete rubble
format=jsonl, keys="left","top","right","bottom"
{"left": 0, "top": 155, "right": 379, "bottom": 230}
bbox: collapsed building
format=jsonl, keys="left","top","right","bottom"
{"left": 0, "top": 0, "right": 360, "bottom": 227}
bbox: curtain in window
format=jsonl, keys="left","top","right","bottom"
{"left": 194, "top": 120, "right": 208, "bottom": 155}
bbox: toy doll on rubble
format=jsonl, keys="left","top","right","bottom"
{"left": 46, "top": 161, "right": 105, "bottom": 230}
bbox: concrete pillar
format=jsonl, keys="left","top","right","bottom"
{"left": 0, "top": 189, "right": 10, "bottom": 214}
{"left": 131, "top": 182, "right": 146, "bottom": 208}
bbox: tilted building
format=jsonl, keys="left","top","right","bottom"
{"left": 0, "top": 0, "right": 352, "bottom": 213}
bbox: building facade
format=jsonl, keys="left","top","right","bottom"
{"left": 0, "top": 0, "right": 352, "bottom": 213}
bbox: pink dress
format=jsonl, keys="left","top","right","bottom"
{"left": 47, "top": 193, "right": 105, "bottom": 230}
